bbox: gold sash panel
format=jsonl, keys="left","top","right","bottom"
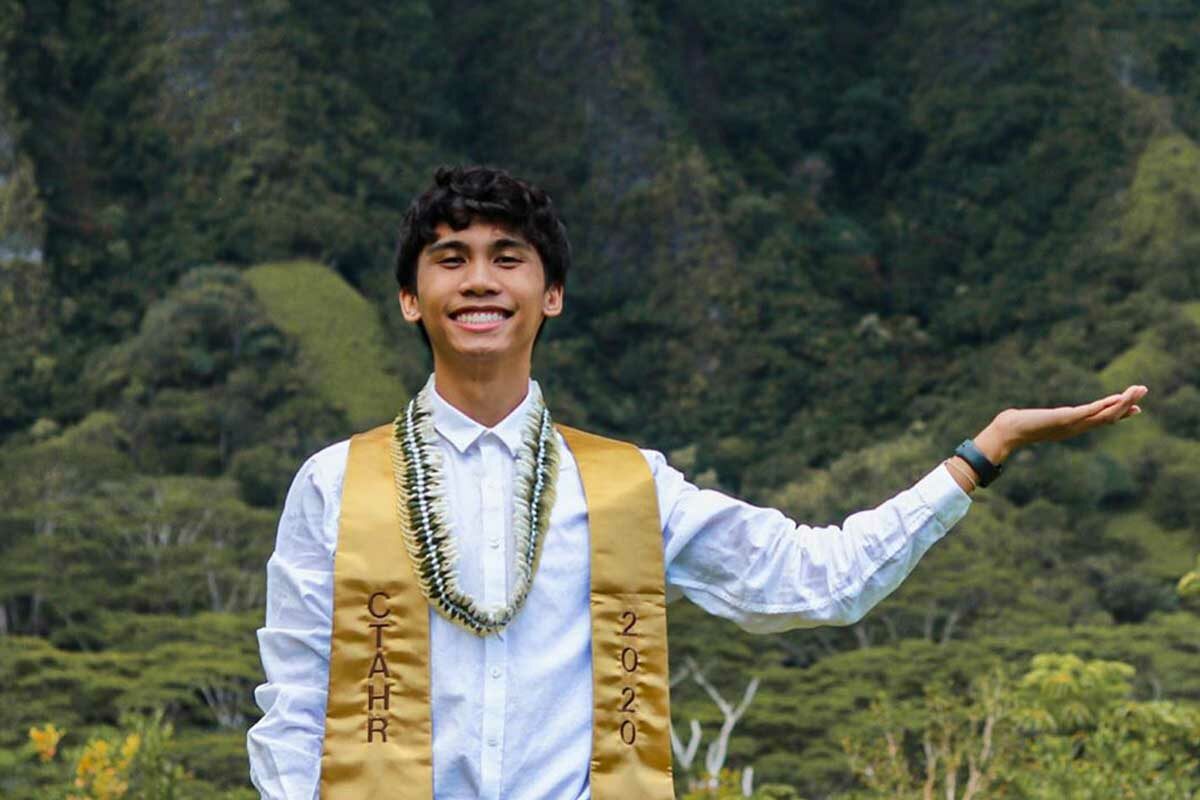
{"left": 320, "top": 422, "right": 433, "bottom": 796}
{"left": 320, "top": 421, "right": 675, "bottom": 799}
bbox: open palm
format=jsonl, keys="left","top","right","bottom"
{"left": 998, "top": 384, "right": 1148, "bottom": 448}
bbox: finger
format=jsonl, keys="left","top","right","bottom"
{"left": 1122, "top": 384, "right": 1149, "bottom": 401}
{"left": 1104, "top": 393, "right": 1144, "bottom": 423}
{"left": 1082, "top": 393, "right": 1124, "bottom": 413}
{"left": 1105, "top": 394, "right": 1136, "bottom": 418}
{"left": 1085, "top": 386, "right": 1145, "bottom": 418}
{"left": 1074, "top": 395, "right": 1124, "bottom": 423}
{"left": 1080, "top": 398, "right": 1131, "bottom": 427}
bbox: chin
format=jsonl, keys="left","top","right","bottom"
{"left": 442, "top": 339, "right": 516, "bottom": 362}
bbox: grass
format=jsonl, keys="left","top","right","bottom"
{"left": 1096, "top": 332, "right": 1175, "bottom": 393}
{"left": 1121, "top": 132, "right": 1200, "bottom": 261}
{"left": 244, "top": 260, "right": 410, "bottom": 429}
{"left": 1179, "top": 301, "right": 1200, "bottom": 329}
{"left": 1103, "top": 510, "right": 1197, "bottom": 582}
{"left": 1092, "top": 340, "right": 1169, "bottom": 462}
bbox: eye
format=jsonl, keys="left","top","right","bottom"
{"left": 497, "top": 256, "right": 521, "bottom": 266}
{"left": 438, "top": 256, "right": 463, "bottom": 266}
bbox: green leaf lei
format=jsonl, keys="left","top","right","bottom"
{"left": 389, "top": 381, "right": 560, "bottom": 636}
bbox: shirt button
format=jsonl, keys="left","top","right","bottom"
{"left": 491, "top": 667, "right": 502, "bottom": 679}
{"left": 487, "top": 736, "right": 499, "bottom": 747}
{"left": 489, "top": 537, "right": 500, "bottom": 549}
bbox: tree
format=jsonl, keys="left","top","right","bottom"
{"left": 839, "top": 653, "right": 1200, "bottom": 799}
{"left": 1180, "top": 555, "right": 1200, "bottom": 599}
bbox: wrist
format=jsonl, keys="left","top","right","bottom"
{"left": 944, "top": 457, "right": 978, "bottom": 494}
{"left": 973, "top": 415, "right": 1015, "bottom": 465}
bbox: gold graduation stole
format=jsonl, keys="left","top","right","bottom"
{"left": 320, "top": 422, "right": 676, "bottom": 798}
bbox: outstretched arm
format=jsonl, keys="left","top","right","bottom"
{"left": 655, "top": 384, "right": 1149, "bottom": 634}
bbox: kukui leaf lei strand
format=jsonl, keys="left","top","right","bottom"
{"left": 389, "top": 382, "right": 560, "bottom": 636}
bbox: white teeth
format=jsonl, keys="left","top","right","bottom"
{"left": 457, "top": 311, "right": 506, "bottom": 324}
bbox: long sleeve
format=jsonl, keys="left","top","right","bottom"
{"left": 247, "top": 443, "right": 348, "bottom": 799}
{"left": 653, "top": 452, "right": 972, "bottom": 634}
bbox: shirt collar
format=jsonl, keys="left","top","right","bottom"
{"left": 424, "top": 373, "right": 541, "bottom": 457}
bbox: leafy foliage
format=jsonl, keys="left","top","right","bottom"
{"left": 839, "top": 653, "right": 1200, "bottom": 799}
{"left": 3, "top": 0, "right": 1200, "bottom": 795}
{"left": 8, "top": 709, "right": 255, "bottom": 800}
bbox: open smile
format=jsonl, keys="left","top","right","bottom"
{"left": 449, "top": 307, "right": 514, "bottom": 332}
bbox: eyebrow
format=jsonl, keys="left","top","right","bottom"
{"left": 425, "top": 237, "right": 534, "bottom": 257}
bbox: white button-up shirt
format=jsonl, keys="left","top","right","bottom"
{"left": 247, "top": 376, "right": 972, "bottom": 799}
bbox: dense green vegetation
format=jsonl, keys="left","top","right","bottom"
{"left": 2, "top": 0, "right": 1198, "bottom": 797}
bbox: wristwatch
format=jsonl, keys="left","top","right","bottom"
{"left": 953, "top": 438, "right": 1004, "bottom": 488}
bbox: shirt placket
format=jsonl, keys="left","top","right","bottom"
{"left": 478, "top": 436, "right": 508, "bottom": 800}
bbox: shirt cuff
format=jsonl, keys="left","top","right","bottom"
{"left": 914, "top": 462, "right": 973, "bottom": 530}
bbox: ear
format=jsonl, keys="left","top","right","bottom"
{"left": 399, "top": 287, "right": 422, "bottom": 323}
{"left": 542, "top": 283, "right": 564, "bottom": 318}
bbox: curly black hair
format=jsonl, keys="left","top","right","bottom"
{"left": 393, "top": 164, "right": 571, "bottom": 294}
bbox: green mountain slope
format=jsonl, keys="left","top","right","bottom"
{"left": 244, "top": 260, "right": 411, "bottom": 430}
{"left": 2, "top": 1, "right": 1200, "bottom": 796}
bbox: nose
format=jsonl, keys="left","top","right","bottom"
{"left": 460, "top": 255, "right": 501, "bottom": 296}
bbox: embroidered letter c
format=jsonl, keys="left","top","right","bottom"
{"left": 368, "top": 591, "right": 390, "bottom": 619}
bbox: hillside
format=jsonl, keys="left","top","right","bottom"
{"left": 243, "top": 260, "right": 414, "bottom": 429}
{"left": 2, "top": 1, "right": 1198, "bottom": 797}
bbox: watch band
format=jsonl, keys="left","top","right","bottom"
{"left": 954, "top": 438, "right": 1003, "bottom": 488}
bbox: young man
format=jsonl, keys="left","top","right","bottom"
{"left": 247, "top": 165, "right": 1148, "bottom": 799}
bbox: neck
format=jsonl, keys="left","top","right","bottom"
{"left": 432, "top": 358, "right": 532, "bottom": 428}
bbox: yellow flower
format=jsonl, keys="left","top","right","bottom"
{"left": 94, "top": 764, "right": 129, "bottom": 799}
{"left": 28, "top": 723, "right": 65, "bottom": 762}
{"left": 117, "top": 733, "right": 140, "bottom": 770}
{"left": 70, "top": 733, "right": 138, "bottom": 800}
{"left": 78, "top": 739, "right": 111, "bottom": 776}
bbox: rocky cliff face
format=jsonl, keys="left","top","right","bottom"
{"left": 0, "top": 96, "right": 43, "bottom": 264}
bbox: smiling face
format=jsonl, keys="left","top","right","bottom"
{"left": 399, "top": 219, "right": 563, "bottom": 371}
